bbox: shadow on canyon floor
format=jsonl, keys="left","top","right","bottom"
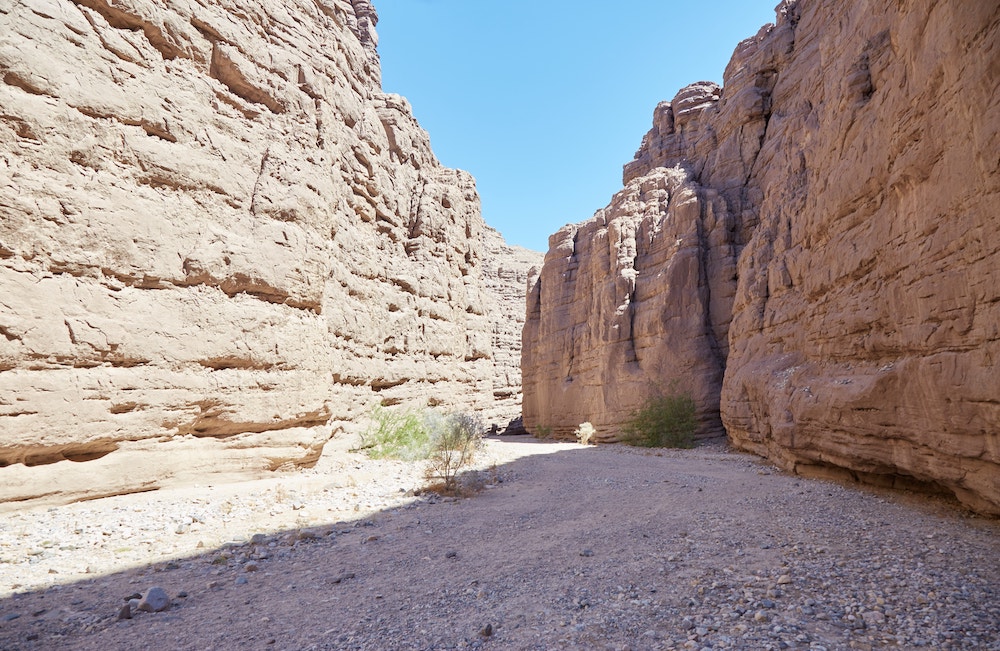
{"left": 1, "top": 439, "right": 998, "bottom": 650}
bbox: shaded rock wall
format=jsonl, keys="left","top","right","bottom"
{"left": 722, "top": 0, "right": 1000, "bottom": 515}
{"left": 0, "top": 0, "right": 533, "bottom": 508}
{"left": 481, "top": 228, "right": 544, "bottom": 426}
{"left": 523, "top": 0, "right": 1000, "bottom": 514}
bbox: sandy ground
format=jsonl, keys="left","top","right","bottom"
{"left": 0, "top": 436, "right": 998, "bottom": 650}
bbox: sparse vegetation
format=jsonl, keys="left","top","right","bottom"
{"left": 356, "top": 405, "right": 485, "bottom": 495}
{"left": 356, "top": 405, "right": 431, "bottom": 461}
{"left": 424, "top": 412, "right": 484, "bottom": 495}
{"left": 575, "top": 421, "right": 596, "bottom": 445}
{"left": 532, "top": 424, "right": 552, "bottom": 439}
{"left": 621, "top": 385, "right": 698, "bottom": 448}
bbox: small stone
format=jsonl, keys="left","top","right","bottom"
{"left": 116, "top": 604, "right": 132, "bottom": 620}
{"left": 235, "top": 576, "right": 249, "bottom": 586}
{"left": 479, "top": 623, "right": 493, "bottom": 637}
{"left": 580, "top": 549, "right": 594, "bottom": 557}
{"left": 445, "top": 551, "right": 458, "bottom": 558}
{"left": 777, "top": 575, "right": 792, "bottom": 585}
{"left": 137, "top": 587, "right": 170, "bottom": 613}
{"left": 244, "top": 562, "right": 260, "bottom": 572}
{"left": 754, "top": 610, "right": 769, "bottom": 623}
{"left": 250, "top": 533, "right": 267, "bottom": 545}
{"left": 862, "top": 610, "right": 886, "bottom": 627}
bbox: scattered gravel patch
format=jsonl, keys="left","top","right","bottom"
{"left": 0, "top": 437, "right": 996, "bottom": 650}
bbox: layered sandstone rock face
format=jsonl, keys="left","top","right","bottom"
{"left": 722, "top": 0, "right": 1000, "bottom": 515}
{"left": 521, "top": 165, "right": 734, "bottom": 442}
{"left": 480, "top": 227, "right": 543, "bottom": 427}
{"left": 0, "top": 0, "right": 533, "bottom": 508}
{"left": 524, "top": 0, "right": 1000, "bottom": 513}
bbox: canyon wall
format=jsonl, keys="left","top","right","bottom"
{"left": 0, "top": 0, "right": 536, "bottom": 508}
{"left": 523, "top": 0, "right": 1000, "bottom": 514}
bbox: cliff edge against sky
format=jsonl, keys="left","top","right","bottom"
{"left": 0, "top": 0, "right": 539, "bottom": 508}
{"left": 523, "top": 0, "right": 999, "bottom": 514}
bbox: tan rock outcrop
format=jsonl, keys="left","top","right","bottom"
{"left": 521, "top": 165, "right": 733, "bottom": 442}
{"left": 0, "top": 0, "right": 532, "bottom": 508}
{"left": 523, "top": 0, "right": 1000, "bottom": 514}
{"left": 481, "top": 227, "right": 544, "bottom": 427}
{"left": 722, "top": 0, "right": 1000, "bottom": 515}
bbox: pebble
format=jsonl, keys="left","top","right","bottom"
{"left": 137, "top": 587, "right": 170, "bottom": 613}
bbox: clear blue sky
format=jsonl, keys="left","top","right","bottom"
{"left": 374, "top": 1, "right": 779, "bottom": 252}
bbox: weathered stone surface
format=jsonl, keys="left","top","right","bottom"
{"left": 481, "top": 227, "right": 543, "bottom": 427}
{"left": 521, "top": 166, "right": 733, "bottom": 442}
{"left": 0, "top": 0, "right": 532, "bottom": 508}
{"left": 524, "top": 0, "right": 1000, "bottom": 513}
{"left": 722, "top": 0, "right": 1000, "bottom": 515}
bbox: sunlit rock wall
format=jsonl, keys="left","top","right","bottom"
{"left": 523, "top": 0, "right": 1000, "bottom": 514}
{"left": 0, "top": 0, "right": 531, "bottom": 508}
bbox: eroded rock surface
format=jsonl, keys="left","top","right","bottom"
{"left": 0, "top": 0, "right": 533, "bottom": 508}
{"left": 521, "top": 165, "right": 734, "bottom": 442}
{"left": 523, "top": 0, "right": 1000, "bottom": 513}
{"left": 722, "top": 0, "right": 1000, "bottom": 516}
{"left": 481, "top": 227, "right": 543, "bottom": 427}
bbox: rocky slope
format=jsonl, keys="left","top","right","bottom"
{"left": 0, "top": 0, "right": 538, "bottom": 508}
{"left": 522, "top": 0, "right": 1000, "bottom": 514}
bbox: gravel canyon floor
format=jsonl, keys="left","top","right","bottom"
{"left": 0, "top": 437, "right": 997, "bottom": 651}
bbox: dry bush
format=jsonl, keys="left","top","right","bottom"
{"left": 424, "top": 412, "right": 484, "bottom": 495}
{"left": 575, "top": 422, "right": 596, "bottom": 445}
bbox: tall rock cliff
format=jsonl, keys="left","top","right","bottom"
{"left": 0, "top": 0, "right": 535, "bottom": 508}
{"left": 522, "top": 0, "right": 1000, "bottom": 514}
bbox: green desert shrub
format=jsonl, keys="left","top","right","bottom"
{"left": 621, "top": 387, "right": 698, "bottom": 449}
{"left": 357, "top": 405, "right": 431, "bottom": 461}
{"left": 531, "top": 424, "right": 552, "bottom": 439}
{"left": 357, "top": 406, "right": 486, "bottom": 494}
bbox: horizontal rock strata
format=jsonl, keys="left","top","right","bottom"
{"left": 521, "top": 165, "right": 734, "bottom": 442}
{"left": 523, "top": 0, "right": 1000, "bottom": 514}
{"left": 722, "top": 0, "right": 1000, "bottom": 515}
{"left": 0, "top": 0, "right": 533, "bottom": 508}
